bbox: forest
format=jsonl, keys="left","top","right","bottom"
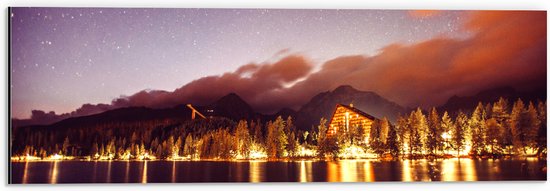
{"left": 11, "top": 97, "right": 547, "bottom": 161}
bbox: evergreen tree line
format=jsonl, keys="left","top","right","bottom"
{"left": 316, "top": 98, "right": 546, "bottom": 159}
{"left": 12, "top": 115, "right": 314, "bottom": 160}
{"left": 12, "top": 97, "right": 546, "bottom": 160}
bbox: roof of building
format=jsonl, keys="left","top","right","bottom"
{"left": 332, "top": 103, "right": 378, "bottom": 121}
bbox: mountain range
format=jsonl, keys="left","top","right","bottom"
{"left": 293, "top": 85, "right": 407, "bottom": 131}
{"left": 438, "top": 86, "right": 546, "bottom": 115}
{"left": 12, "top": 85, "right": 545, "bottom": 131}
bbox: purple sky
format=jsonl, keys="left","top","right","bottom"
{"left": 10, "top": 8, "right": 545, "bottom": 120}
{"left": 10, "top": 8, "right": 465, "bottom": 118}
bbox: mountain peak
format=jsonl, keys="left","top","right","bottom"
{"left": 295, "top": 85, "right": 407, "bottom": 131}
{"left": 332, "top": 85, "right": 359, "bottom": 94}
{"left": 217, "top": 93, "right": 245, "bottom": 103}
{"left": 210, "top": 93, "right": 254, "bottom": 121}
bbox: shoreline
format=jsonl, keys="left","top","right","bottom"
{"left": 10, "top": 156, "right": 546, "bottom": 163}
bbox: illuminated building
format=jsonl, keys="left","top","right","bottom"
{"left": 327, "top": 104, "right": 377, "bottom": 137}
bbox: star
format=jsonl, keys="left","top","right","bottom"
{"left": 10, "top": 8, "right": 505, "bottom": 122}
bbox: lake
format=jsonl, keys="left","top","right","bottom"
{"left": 10, "top": 158, "right": 547, "bottom": 183}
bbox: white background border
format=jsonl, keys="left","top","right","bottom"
{"left": 1, "top": 0, "right": 548, "bottom": 191}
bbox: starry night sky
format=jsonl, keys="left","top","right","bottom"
{"left": 9, "top": 8, "right": 545, "bottom": 120}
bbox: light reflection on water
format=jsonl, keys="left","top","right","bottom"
{"left": 11, "top": 158, "right": 546, "bottom": 183}
{"left": 421, "top": 160, "right": 431, "bottom": 181}
{"left": 124, "top": 161, "right": 130, "bottom": 183}
{"left": 440, "top": 158, "right": 478, "bottom": 181}
{"left": 249, "top": 161, "right": 264, "bottom": 182}
{"left": 402, "top": 160, "right": 412, "bottom": 181}
{"left": 171, "top": 161, "right": 176, "bottom": 183}
{"left": 141, "top": 161, "right": 147, "bottom": 183}
{"left": 441, "top": 158, "right": 457, "bottom": 181}
{"left": 298, "top": 160, "right": 313, "bottom": 182}
{"left": 327, "top": 161, "right": 339, "bottom": 182}
{"left": 462, "top": 159, "right": 477, "bottom": 181}
{"left": 106, "top": 160, "right": 112, "bottom": 183}
{"left": 364, "top": 160, "right": 374, "bottom": 182}
{"left": 22, "top": 161, "right": 29, "bottom": 184}
{"left": 49, "top": 161, "right": 58, "bottom": 184}
{"left": 234, "top": 161, "right": 243, "bottom": 182}
{"left": 340, "top": 160, "right": 357, "bottom": 182}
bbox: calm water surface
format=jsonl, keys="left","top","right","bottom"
{"left": 10, "top": 159, "right": 546, "bottom": 183}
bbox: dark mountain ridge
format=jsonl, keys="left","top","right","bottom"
{"left": 438, "top": 86, "right": 546, "bottom": 115}
{"left": 204, "top": 92, "right": 256, "bottom": 121}
{"left": 14, "top": 85, "right": 545, "bottom": 132}
{"left": 19, "top": 105, "right": 192, "bottom": 131}
{"left": 294, "top": 85, "right": 409, "bottom": 131}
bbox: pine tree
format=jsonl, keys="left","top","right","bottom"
{"left": 407, "top": 109, "right": 426, "bottom": 157}
{"left": 386, "top": 124, "right": 400, "bottom": 158}
{"left": 485, "top": 118, "right": 502, "bottom": 156}
{"left": 266, "top": 121, "right": 277, "bottom": 159}
{"left": 492, "top": 97, "right": 512, "bottom": 154}
{"left": 316, "top": 118, "right": 327, "bottom": 144}
{"left": 90, "top": 142, "right": 99, "bottom": 157}
{"left": 166, "top": 135, "right": 175, "bottom": 157}
{"left": 316, "top": 117, "right": 339, "bottom": 158}
{"left": 133, "top": 143, "right": 140, "bottom": 158}
{"left": 139, "top": 142, "right": 146, "bottom": 157}
{"left": 155, "top": 144, "right": 163, "bottom": 159}
{"left": 62, "top": 137, "right": 70, "bottom": 156}
{"left": 524, "top": 102, "right": 540, "bottom": 151}
{"left": 99, "top": 144, "right": 105, "bottom": 157}
{"left": 510, "top": 99, "right": 530, "bottom": 155}
{"left": 275, "top": 117, "right": 288, "bottom": 158}
{"left": 427, "top": 107, "right": 441, "bottom": 156}
{"left": 174, "top": 136, "right": 182, "bottom": 157}
{"left": 369, "top": 119, "right": 384, "bottom": 157}
{"left": 286, "top": 116, "right": 295, "bottom": 134}
{"left": 150, "top": 138, "right": 159, "bottom": 153}
{"left": 380, "top": 117, "right": 390, "bottom": 144}
{"left": 285, "top": 117, "right": 297, "bottom": 157}
{"left": 303, "top": 131, "right": 311, "bottom": 145}
{"left": 453, "top": 111, "right": 468, "bottom": 157}
{"left": 183, "top": 134, "right": 194, "bottom": 157}
{"left": 235, "top": 120, "right": 251, "bottom": 158}
{"left": 470, "top": 102, "right": 487, "bottom": 156}
{"left": 484, "top": 103, "right": 492, "bottom": 119}
{"left": 440, "top": 111, "right": 453, "bottom": 154}
{"left": 266, "top": 117, "right": 288, "bottom": 158}
{"left": 287, "top": 132, "right": 298, "bottom": 158}
{"left": 252, "top": 119, "right": 263, "bottom": 144}
{"left": 396, "top": 116, "right": 409, "bottom": 157}
{"left": 415, "top": 108, "right": 428, "bottom": 155}
{"left": 536, "top": 101, "right": 547, "bottom": 156}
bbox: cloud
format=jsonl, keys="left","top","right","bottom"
{"left": 12, "top": 104, "right": 113, "bottom": 127}
{"left": 15, "top": 11, "right": 547, "bottom": 126}
{"left": 111, "top": 54, "right": 314, "bottom": 112}
{"left": 293, "top": 11, "right": 546, "bottom": 108}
